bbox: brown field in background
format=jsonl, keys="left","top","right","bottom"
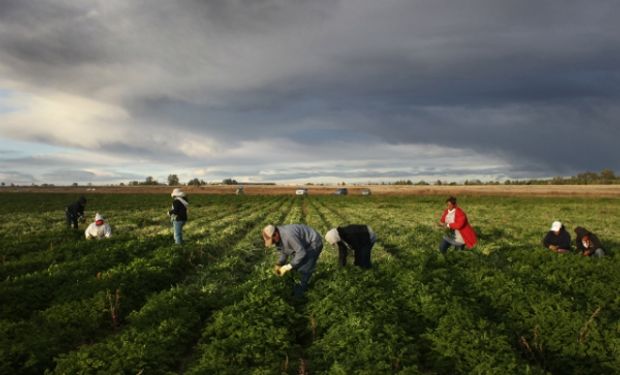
{"left": 2, "top": 184, "right": 620, "bottom": 197}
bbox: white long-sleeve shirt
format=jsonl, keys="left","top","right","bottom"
{"left": 444, "top": 208, "right": 464, "bottom": 244}
{"left": 85, "top": 222, "right": 112, "bottom": 239}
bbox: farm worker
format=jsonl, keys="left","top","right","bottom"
{"left": 262, "top": 224, "right": 323, "bottom": 297}
{"left": 85, "top": 213, "right": 112, "bottom": 240}
{"left": 542, "top": 221, "right": 571, "bottom": 253}
{"left": 65, "top": 196, "right": 87, "bottom": 229}
{"left": 574, "top": 227, "right": 605, "bottom": 257}
{"left": 325, "top": 225, "right": 376, "bottom": 268}
{"left": 168, "top": 188, "right": 188, "bottom": 244}
{"left": 438, "top": 196, "right": 477, "bottom": 253}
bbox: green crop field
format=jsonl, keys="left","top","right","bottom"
{"left": 0, "top": 193, "right": 618, "bottom": 374}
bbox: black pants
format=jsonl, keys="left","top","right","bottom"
{"left": 339, "top": 243, "right": 373, "bottom": 269}
{"left": 65, "top": 209, "right": 78, "bottom": 229}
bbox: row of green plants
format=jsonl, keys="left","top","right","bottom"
{"left": 49, "top": 197, "right": 295, "bottom": 374}
{"left": 306, "top": 196, "right": 619, "bottom": 373}
{"left": 0, "top": 194, "right": 618, "bottom": 374}
{"left": 0, "top": 195, "right": 289, "bottom": 374}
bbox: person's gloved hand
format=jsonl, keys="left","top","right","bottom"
{"left": 276, "top": 264, "right": 293, "bottom": 276}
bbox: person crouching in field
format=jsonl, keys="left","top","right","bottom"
{"left": 542, "top": 221, "right": 571, "bottom": 253}
{"left": 263, "top": 224, "right": 323, "bottom": 297}
{"left": 325, "top": 225, "right": 376, "bottom": 269}
{"left": 574, "top": 226, "right": 605, "bottom": 257}
{"left": 168, "top": 188, "right": 188, "bottom": 245}
{"left": 85, "top": 213, "right": 112, "bottom": 240}
{"left": 65, "top": 196, "right": 87, "bottom": 229}
{"left": 438, "top": 196, "right": 477, "bottom": 253}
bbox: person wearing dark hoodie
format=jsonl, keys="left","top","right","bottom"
{"left": 168, "top": 188, "right": 188, "bottom": 244}
{"left": 65, "top": 196, "right": 87, "bottom": 229}
{"left": 574, "top": 227, "right": 605, "bottom": 257}
{"left": 324, "top": 225, "right": 376, "bottom": 269}
{"left": 542, "top": 221, "right": 571, "bottom": 253}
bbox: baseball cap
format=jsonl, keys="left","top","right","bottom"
{"left": 550, "top": 221, "right": 562, "bottom": 231}
{"left": 262, "top": 225, "right": 276, "bottom": 247}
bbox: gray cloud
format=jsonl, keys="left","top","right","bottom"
{"left": 1, "top": 0, "right": 619, "bottom": 183}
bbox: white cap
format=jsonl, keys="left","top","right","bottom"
{"left": 550, "top": 221, "right": 562, "bottom": 231}
{"left": 171, "top": 188, "right": 186, "bottom": 197}
{"left": 95, "top": 213, "right": 104, "bottom": 221}
{"left": 325, "top": 228, "right": 341, "bottom": 245}
{"left": 262, "top": 225, "right": 276, "bottom": 247}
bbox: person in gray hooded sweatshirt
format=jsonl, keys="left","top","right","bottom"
{"left": 262, "top": 224, "right": 323, "bottom": 297}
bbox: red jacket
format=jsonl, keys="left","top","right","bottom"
{"left": 440, "top": 207, "right": 477, "bottom": 248}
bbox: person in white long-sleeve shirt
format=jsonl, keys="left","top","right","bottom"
{"left": 85, "top": 213, "right": 112, "bottom": 240}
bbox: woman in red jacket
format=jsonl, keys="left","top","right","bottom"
{"left": 438, "top": 196, "right": 477, "bottom": 253}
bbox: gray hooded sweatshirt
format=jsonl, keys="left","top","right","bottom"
{"left": 276, "top": 224, "right": 323, "bottom": 274}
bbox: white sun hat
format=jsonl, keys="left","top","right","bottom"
{"left": 325, "top": 228, "right": 341, "bottom": 245}
{"left": 171, "top": 188, "right": 186, "bottom": 197}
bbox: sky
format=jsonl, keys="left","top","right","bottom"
{"left": 1, "top": 0, "right": 619, "bottom": 185}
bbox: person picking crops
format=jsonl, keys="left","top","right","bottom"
{"left": 324, "top": 225, "right": 376, "bottom": 268}
{"left": 168, "top": 188, "right": 188, "bottom": 244}
{"left": 542, "top": 221, "right": 571, "bottom": 253}
{"left": 437, "top": 196, "right": 477, "bottom": 253}
{"left": 262, "top": 224, "right": 323, "bottom": 297}
{"left": 85, "top": 212, "right": 112, "bottom": 240}
{"left": 65, "top": 196, "right": 87, "bottom": 230}
{"left": 574, "top": 226, "right": 605, "bottom": 257}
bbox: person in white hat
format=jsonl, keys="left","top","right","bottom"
{"left": 325, "top": 225, "right": 376, "bottom": 269}
{"left": 168, "top": 188, "right": 189, "bottom": 244}
{"left": 542, "top": 220, "right": 571, "bottom": 253}
{"left": 84, "top": 213, "right": 112, "bottom": 240}
{"left": 262, "top": 224, "right": 323, "bottom": 297}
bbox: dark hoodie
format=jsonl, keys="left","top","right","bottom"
{"left": 574, "top": 227, "right": 604, "bottom": 255}
{"left": 66, "top": 196, "right": 87, "bottom": 218}
{"left": 542, "top": 227, "right": 571, "bottom": 250}
{"left": 169, "top": 197, "right": 188, "bottom": 221}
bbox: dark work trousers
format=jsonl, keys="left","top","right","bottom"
{"left": 65, "top": 209, "right": 78, "bottom": 229}
{"left": 339, "top": 241, "right": 374, "bottom": 269}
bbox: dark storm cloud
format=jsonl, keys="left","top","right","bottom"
{"left": 2, "top": 0, "right": 620, "bottom": 180}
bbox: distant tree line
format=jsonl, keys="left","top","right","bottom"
{"left": 377, "top": 169, "right": 620, "bottom": 186}
{"left": 2, "top": 169, "right": 618, "bottom": 187}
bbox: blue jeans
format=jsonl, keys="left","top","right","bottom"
{"left": 294, "top": 252, "right": 321, "bottom": 297}
{"left": 294, "top": 272, "right": 312, "bottom": 298}
{"left": 173, "top": 220, "right": 185, "bottom": 244}
{"left": 439, "top": 236, "right": 464, "bottom": 253}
